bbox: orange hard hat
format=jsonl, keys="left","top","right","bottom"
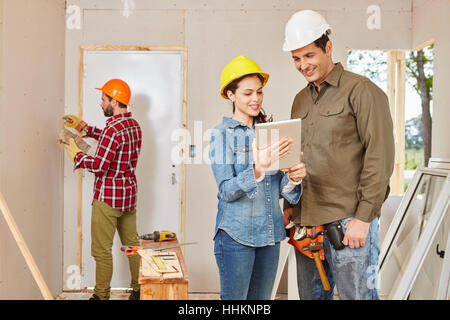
{"left": 96, "top": 79, "right": 131, "bottom": 106}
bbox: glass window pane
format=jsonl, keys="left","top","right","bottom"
{"left": 380, "top": 174, "right": 447, "bottom": 296}
{"left": 408, "top": 203, "right": 449, "bottom": 299}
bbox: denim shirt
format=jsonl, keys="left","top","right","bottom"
{"left": 209, "top": 117, "right": 302, "bottom": 247}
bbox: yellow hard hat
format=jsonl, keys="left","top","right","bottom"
{"left": 220, "top": 55, "right": 269, "bottom": 99}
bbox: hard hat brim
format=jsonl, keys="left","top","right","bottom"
{"left": 95, "top": 87, "right": 129, "bottom": 106}
{"left": 282, "top": 28, "right": 332, "bottom": 52}
{"left": 220, "top": 72, "right": 270, "bottom": 100}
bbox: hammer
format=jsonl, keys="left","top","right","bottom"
{"left": 303, "top": 242, "right": 331, "bottom": 291}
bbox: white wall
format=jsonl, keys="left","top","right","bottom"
{"left": 0, "top": 0, "right": 65, "bottom": 299}
{"left": 64, "top": 0, "right": 414, "bottom": 293}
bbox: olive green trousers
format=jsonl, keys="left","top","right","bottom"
{"left": 91, "top": 201, "right": 140, "bottom": 300}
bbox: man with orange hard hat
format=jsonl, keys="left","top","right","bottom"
{"left": 62, "top": 79, "right": 142, "bottom": 300}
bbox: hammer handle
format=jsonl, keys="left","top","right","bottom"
{"left": 313, "top": 252, "right": 331, "bottom": 291}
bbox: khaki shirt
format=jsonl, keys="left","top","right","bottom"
{"left": 284, "top": 63, "right": 395, "bottom": 226}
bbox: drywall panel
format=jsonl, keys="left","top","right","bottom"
{"left": 412, "top": 0, "right": 450, "bottom": 159}
{"left": 327, "top": 8, "right": 412, "bottom": 51}
{"left": 0, "top": 0, "right": 4, "bottom": 297}
{"left": 0, "top": 0, "right": 65, "bottom": 299}
{"left": 72, "top": 0, "right": 412, "bottom": 12}
{"left": 82, "top": 10, "right": 185, "bottom": 46}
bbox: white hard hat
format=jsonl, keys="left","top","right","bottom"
{"left": 282, "top": 10, "right": 332, "bottom": 52}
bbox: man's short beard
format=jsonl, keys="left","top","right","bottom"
{"left": 103, "top": 104, "right": 113, "bottom": 117}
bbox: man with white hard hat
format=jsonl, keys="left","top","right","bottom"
{"left": 282, "top": 10, "right": 395, "bottom": 300}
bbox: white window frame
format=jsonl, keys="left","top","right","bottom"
{"left": 379, "top": 167, "right": 450, "bottom": 299}
{"left": 437, "top": 227, "right": 450, "bottom": 299}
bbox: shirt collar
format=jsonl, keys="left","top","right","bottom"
{"left": 107, "top": 112, "right": 131, "bottom": 125}
{"left": 222, "top": 116, "right": 253, "bottom": 129}
{"left": 308, "top": 62, "right": 344, "bottom": 89}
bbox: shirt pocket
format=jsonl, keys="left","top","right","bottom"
{"left": 293, "top": 106, "right": 310, "bottom": 120}
{"left": 233, "top": 143, "right": 251, "bottom": 173}
{"left": 318, "top": 103, "right": 353, "bottom": 142}
{"left": 318, "top": 103, "right": 345, "bottom": 117}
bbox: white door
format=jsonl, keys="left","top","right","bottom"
{"left": 80, "top": 50, "right": 183, "bottom": 288}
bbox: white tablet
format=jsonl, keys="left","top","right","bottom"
{"left": 255, "top": 119, "right": 301, "bottom": 171}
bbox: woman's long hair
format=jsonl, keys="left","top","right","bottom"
{"left": 223, "top": 73, "right": 273, "bottom": 124}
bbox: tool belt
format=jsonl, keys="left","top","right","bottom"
{"left": 287, "top": 224, "right": 331, "bottom": 291}
{"left": 287, "top": 225, "right": 325, "bottom": 260}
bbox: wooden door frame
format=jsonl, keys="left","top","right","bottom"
{"left": 387, "top": 50, "right": 406, "bottom": 195}
{"left": 387, "top": 39, "right": 434, "bottom": 195}
{"left": 77, "top": 45, "right": 188, "bottom": 270}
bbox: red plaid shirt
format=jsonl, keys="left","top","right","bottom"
{"left": 74, "top": 112, "right": 142, "bottom": 212}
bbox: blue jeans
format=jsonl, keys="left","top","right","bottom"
{"left": 214, "top": 229, "right": 280, "bottom": 300}
{"left": 295, "top": 217, "right": 380, "bottom": 300}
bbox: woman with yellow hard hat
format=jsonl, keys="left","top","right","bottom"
{"left": 209, "top": 56, "right": 306, "bottom": 300}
